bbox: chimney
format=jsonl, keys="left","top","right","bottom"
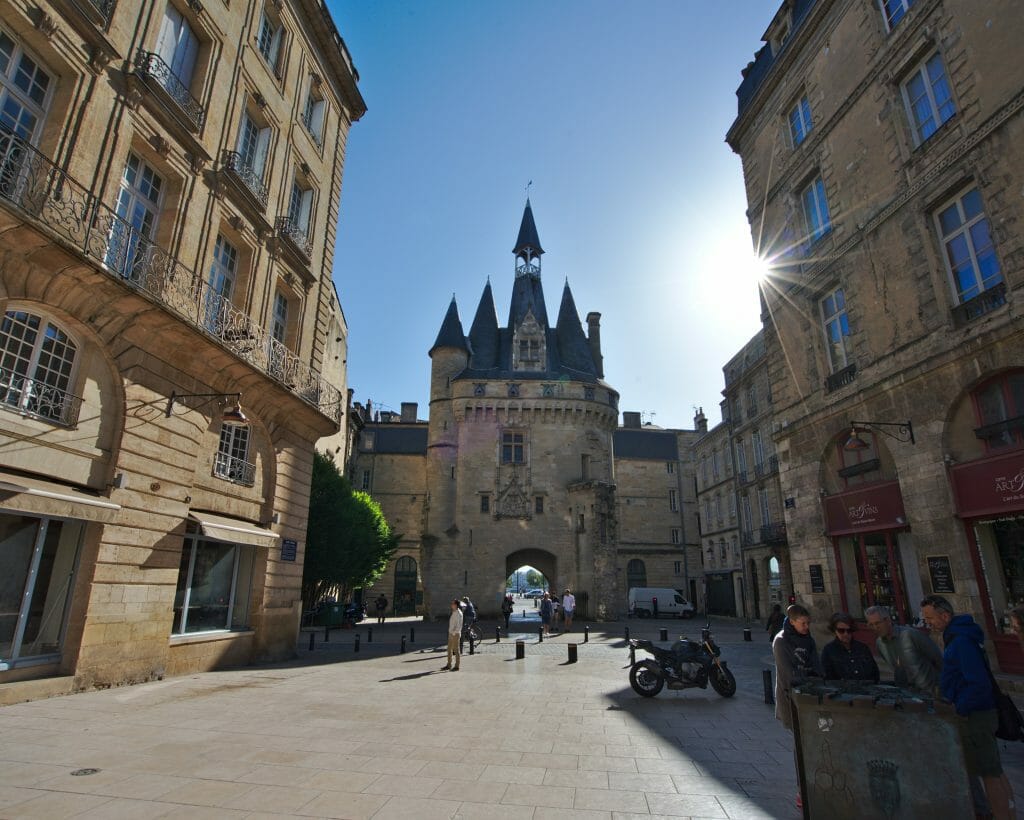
{"left": 400, "top": 402, "right": 418, "bottom": 423}
{"left": 586, "top": 312, "right": 604, "bottom": 378}
{"left": 694, "top": 406, "right": 708, "bottom": 433}
{"left": 623, "top": 411, "right": 642, "bottom": 429}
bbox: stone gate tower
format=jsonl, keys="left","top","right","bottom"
{"left": 422, "top": 201, "right": 621, "bottom": 619}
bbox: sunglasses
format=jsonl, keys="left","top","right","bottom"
{"left": 835, "top": 627, "right": 853, "bottom": 634}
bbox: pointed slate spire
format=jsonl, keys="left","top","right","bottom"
{"left": 429, "top": 296, "right": 468, "bottom": 355}
{"left": 468, "top": 279, "right": 500, "bottom": 369}
{"left": 555, "top": 280, "right": 596, "bottom": 376}
{"left": 513, "top": 198, "right": 544, "bottom": 259}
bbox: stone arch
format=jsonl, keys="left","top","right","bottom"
{"left": 505, "top": 548, "right": 558, "bottom": 592}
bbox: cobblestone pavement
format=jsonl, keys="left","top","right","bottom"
{"left": 1, "top": 617, "right": 1022, "bottom": 819}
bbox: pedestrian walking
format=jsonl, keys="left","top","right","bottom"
{"left": 374, "top": 593, "right": 388, "bottom": 624}
{"left": 442, "top": 598, "right": 462, "bottom": 671}
{"left": 921, "top": 594, "right": 1015, "bottom": 820}
{"left": 865, "top": 605, "right": 941, "bottom": 693}
{"left": 766, "top": 603, "right": 785, "bottom": 644}
{"left": 821, "top": 612, "right": 879, "bottom": 682}
{"left": 540, "top": 592, "right": 553, "bottom": 636}
{"left": 562, "top": 588, "right": 576, "bottom": 631}
{"left": 501, "top": 595, "right": 513, "bottom": 630}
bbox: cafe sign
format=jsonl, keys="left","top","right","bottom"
{"left": 950, "top": 450, "right": 1024, "bottom": 518}
{"left": 823, "top": 480, "right": 907, "bottom": 536}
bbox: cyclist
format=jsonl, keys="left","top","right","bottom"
{"left": 460, "top": 596, "right": 479, "bottom": 640}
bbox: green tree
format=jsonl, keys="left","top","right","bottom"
{"left": 526, "top": 569, "right": 542, "bottom": 587}
{"left": 303, "top": 451, "right": 399, "bottom": 608}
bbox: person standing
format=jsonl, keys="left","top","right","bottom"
{"left": 540, "top": 592, "right": 553, "bottom": 636}
{"left": 865, "top": 605, "right": 941, "bottom": 693}
{"left": 443, "top": 598, "right": 463, "bottom": 671}
{"left": 374, "top": 593, "right": 388, "bottom": 624}
{"left": 562, "top": 588, "right": 576, "bottom": 631}
{"left": 766, "top": 603, "right": 785, "bottom": 644}
{"left": 821, "top": 612, "right": 880, "bottom": 682}
{"left": 501, "top": 595, "right": 513, "bottom": 631}
{"left": 921, "top": 594, "right": 1015, "bottom": 820}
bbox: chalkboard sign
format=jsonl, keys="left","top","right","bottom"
{"left": 809, "top": 564, "right": 826, "bottom": 593}
{"left": 281, "top": 539, "right": 298, "bottom": 562}
{"left": 927, "top": 555, "right": 955, "bottom": 594}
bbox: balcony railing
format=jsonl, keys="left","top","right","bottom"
{"left": 221, "top": 150, "right": 269, "bottom": 209}
{"left": 72, "top": 0, "right": 117, "bottom": 26}
{"left": 134, "top": 51, "right": 205, "bottom": 131}
{"left": 974, "top": 415, "right": 1024, "bottom": 447}
{"left": 0, "top": 368, "right": 83, "bottom": 427}
{"left": 761, "top": 522, "right": 788, "bottom": 545}
{"left": 754, "top": 455, "right": 779, "bottom": 477}
{"left": 825, "top": 362, "right": 857, "bottom": 393}
{"left": 952, "top": 282, "right": 1007, "bottom": 328}
{"left": 276, "top": 216, "right": 313, "bottom": 259}
{"left": 0, "top": 130, "right": 342, "bottom": 423}
{"left": 213, "top": 451, "right": 256, "bottom": 486}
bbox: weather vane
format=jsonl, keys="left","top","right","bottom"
{"left": 526, "top": 180, "right": 532, "bottom": 198}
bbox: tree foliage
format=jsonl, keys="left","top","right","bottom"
{"left": 303, "top": 451, "right": 399, "bottom": 608}
{"left": 526, "top": 569, "right": 543, "bottom": 587}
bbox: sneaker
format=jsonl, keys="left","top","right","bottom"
{"left": 452, "top": 666, "right": 460, "bottom": 671}
{"left": 441, "top": 665, "right": 451, "bottom": 671}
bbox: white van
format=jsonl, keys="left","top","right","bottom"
{"left": 628, "top": 587, "right": 696, "bottom": 618}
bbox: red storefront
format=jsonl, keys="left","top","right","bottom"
{"left": 949, "top": 449, "right": 1024, "bottom": 674}
{"left": 823, "top": 480, "right": 919, "bottom": 635}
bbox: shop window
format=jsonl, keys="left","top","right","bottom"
{"left": 839, "top": 532, "right": 909, "bottom": 623}
{"left": 501, "top": 430, "right": 525, "bottom": 464}
{"left": 972, "top": 371, "right": 1024, "bottom": 450}
{"left": 0, "top": 309, "right": 81, "bottom": 426}
{"left": 214, "top": 422, "right": 254, "bottom": 486}
{"left": 172, "top": 528, "right": 255, "bottom": 634}
{"left": 0, "top": 514, "right": 83, "bottom": 667}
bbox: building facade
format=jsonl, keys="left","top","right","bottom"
{"left": 727, "top": 0, "right": 1024, "bottom": 669}
{"left": 0, "top": 0, "right": 364, "bottom": 698}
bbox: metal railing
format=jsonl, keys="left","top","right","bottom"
{"left": 276, "top": 216, "right": 313, "bottom": 259}
{"left": 73, "top": 0, "right": 117, "bottom": 25}
{"left": 213, "top": 451, "right": 256, "bottom": 486}
{"left": 134, "top": 51, "right": 206, "bottom": 131}
{"left": 0, "top": 368, "right": 83, "bottom": 427}
{"left": 754, "top": 455, "right": 779, "bottom": 477}
{"left": 952, "top": 281, "right": 1006, "bottom": 328}
{"left": 0, "top": 130, "right": 342, "bottom": 423}
{"left": 221, "top": 150, "right": 269, "bottom": 209}
{"left": 825, "top": 362, "right": 857, "bottom": 393}
{"left": 761, "top": 522, "right": 788, "bottom": 545}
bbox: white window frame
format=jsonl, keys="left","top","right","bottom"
{"left": 752, "top": 429, "right": 765, "bottom": 468}
{"left": 671, "top": 529, "right": 681, "bottom": 545}
{"left": 288, "top": 177, "right": 313, "bottom": 236}
{"left": 172, "top": 531, "right": 255, "bottom": 635}
{"left": 108, "top": 152, "right": 164, "bottom": 279}
{"left": 256, "top": 7, "right": 284, "bottom": 76}
{"left": 156, "top": 4, "right": 199, "bottom": 89}
{"left": 934, "top": 187, "right": 1002, "bottom": 305}
{"left": 302, "top": 77, "right": 326, "bottom": 144}
{"left": 801, "top": 175, "right": 832, "bottom": 244}
{"left": 879, "top": 0, "right": 915, "bottom": 32}
{"left": 271, "top": 289, "right": 289, "bottom": 344}
{"left": 0, "top": 27, "right": 53, "bottom": 143}
{"left": 214, "top": 421, "right": 252, "bottom": 486}
{"left": 820, "top": 286, "right": 851, "bottom": 371}
{"left": 237, "top": 106, "right": 272, "bottom": 180}
{"left": 0, "top": 309, "right": 79, "bottom": 425}
{"left": 735, "top": 439, "right": 747, "bottom": 475}
{"left": 361, "top": 469, "right": 370, "bottom": 490}
{"left": 788, "top": 94, "right": 812, "bottom": 147}
{"left": 901, "top": 51, "right": 955, "bottom": 144}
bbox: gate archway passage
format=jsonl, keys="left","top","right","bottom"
{"left": 505, "top": 549, "right": 557, "bottom": 594}
{"left": 393, "top": 556, "right": 417, "bottom": 615}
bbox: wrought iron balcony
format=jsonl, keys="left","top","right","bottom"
{"left": 761, "top": 522, "right": 788, "bottom": 546}
{"left": 825, "top": 362, "right": 857, "bottom": 393}
{"left": 70, "top": 0, "right": 117, "bottom": 26}
{"left": 0, "top": 368, "right": 83, "bottom": 427}
{"left": 275, "top": 216, "right": 313, "bottom": 260}
{"left": 134, "top": 51, "right": 205, "bottom": 131}
{"left": 220, "top": 150, "right": 269, "bottom": 209}
{"left": 952, "top": 281, "right": 1007, "bottom": 328}
{"left": 754, "top": 455, "right": 779, "bottom": 478}
{"left": 0, "top": 129, "right": 342, "bottom": 424}
{"left": 741, "top": 529, "right": 757, "bottom": 547}
{"left": 213, "top": 451, "right": 256, "bottom": 486}
{"left": 974, "top": 414, "right": 1024, "bottom": 447}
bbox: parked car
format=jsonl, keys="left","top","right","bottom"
{"left": 522, "top": 588, "right": 545, "bottom": 598}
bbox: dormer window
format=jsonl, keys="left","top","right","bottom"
{"left": 512, "top": 312, "right": 545, "bottom": 372}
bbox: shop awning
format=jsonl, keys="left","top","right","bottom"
{"left": 0, "top": 471, "right": 121, "bottom": 522}
{"left": 188, "top": 511, "right": 279, "bottom": 548}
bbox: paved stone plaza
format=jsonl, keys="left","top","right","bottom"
{"left": 1, "top": 617, "right": 1022, "bottom": 819}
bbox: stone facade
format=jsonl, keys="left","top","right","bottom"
{"left": 727, "top": 0, "right": 1024, "bottom": 669}
{"left": 0, "top": 0, "right": 364, "bottom": 699}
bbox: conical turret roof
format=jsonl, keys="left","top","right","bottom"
{"left": 429, "top": 296, "right": 468, "bottom": 355}
{"left": 513, "top": 199, "right": 544, "bottom": 258}
{"left": 556, "top": 280, "right": 597, "bottom": 376}
{"left": 468, "top": 280, "right": 500, "bottom": 369}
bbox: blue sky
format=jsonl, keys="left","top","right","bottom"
{"left": 329, "top": 1, "right": 774, "bottom": 430}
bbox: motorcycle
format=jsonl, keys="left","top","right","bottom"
{"left": 343, "top": 602, "right": 365, "bottom": 626}
{"left": 628, "top": 623, "right": 736, "bottom": 698}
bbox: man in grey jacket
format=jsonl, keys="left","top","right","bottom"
{"left": 865, "top": 605, "right": 941, "bottom": 693}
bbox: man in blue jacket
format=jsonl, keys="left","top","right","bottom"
{"left": 921, "top": 594, "right": 1014, "bottom": 820}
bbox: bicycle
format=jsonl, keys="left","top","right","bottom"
{"left": 461, "top": 620, "right": 483, "bottom": 642}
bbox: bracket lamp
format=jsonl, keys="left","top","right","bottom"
{"left": 166, "top": 392, "right": 247, "bottom": 424}
{"left": 844, "top": 419, "right": 914, "bottom": 451}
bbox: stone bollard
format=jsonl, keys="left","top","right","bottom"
{"left": 515, "top": 639, "right": 525, "bottom": 659}
{"left": 743, "top": 628, "right": 752, "bottom": 642}
{"left": 659, "top": 627, "right": 668, "bottom": 641}
{"left": 400, "top": 635, "right": 406, "bottom": 654}
{"left": 324, "top": 623, "right": 329, "bottom": 642}
{"left": 410, "top": 627, "right": 415, "bottom": 644}
{"left": 354, "top": 634, "right": 360, "bottom": 652}
{"left": 522, "top": 609, "right": 526, "bottom": 617}
{"left": 308, "top": 632, "right": 315, "bottom": 651}
{"left": 367, "top": 627, "right": 373, "bottom": 643}
{"left": 568, "top": 643, "right": 578, "bottom": 663}
{"left": 584, "top": 625, "right": 590, "bottom": 643}
{"left": 538, "top": 626, "right": 543, "bottom": 643}
{"left": 495, "top": 626, "right": 501, "bottom": 643}
{"left": 763, "top": 668, "right": 774, "bottom": 704}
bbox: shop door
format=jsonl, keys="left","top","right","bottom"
{"left": 393, "top": 556, "right": 417, "bottom": 615}
{"left": 853, "top": 532, "right": 909, "bottom": 623}
{"left": 707, "top": 575, "right": 735, "bottom": 616}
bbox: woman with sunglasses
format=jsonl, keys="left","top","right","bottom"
{"left": 821, "top": 612, "right": 880, "bottom": 682}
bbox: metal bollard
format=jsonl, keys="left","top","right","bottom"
{"left": 368, "top": 627, "right": 373, "bottom": 643}
{"left": 469, "top": 634, "right": 475, "bottom": 655}
{"left": 629, "top": 644, "right": 636, "bottom": 666}
{"left": 515, "top": 639, "right": 525, "bottom": 659}
{"left": 495, "top": 626, "right": 501, "bottom": 643}
{"left": 763, "top": 668, "right": 774, "bottom": 704}
{"left": 659, "top": 628, "right": 668, "bottom": 641}
{"left": 522, "top": 609, "right": 526, "bottom": 617}
{"left": 308, "top": 631, "right": 315, "bottom": 651}
{"left": 324, "top": 623, "right": 329, "bottom": 642}
{"left": 624, "top": 626, "right": 630, "bottom": 640}
{"left": 743, "top": 628, "right": 752, "bottom": 642}
{"left": 400, "top": 635, "right": 406, "bottom": 654}
{"left": 568, "top": 643, "right": 578, "bottom": 663}
{"left": 584, "top": 625, "right": 590, "bottom": 643}
{"left": 354, "top": 634, "right": 360, "bottom": 652}
{"left": 538, "top": 626, "right": 543, "bottom": 643}
{"left": 410, "top": 627, "right": 415, "bottom": 644}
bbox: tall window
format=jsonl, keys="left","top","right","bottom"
{"left": 667, "top": 461, "right": 675, "bottom": 474}
{"left": 902, "top": 53, "right": 955, "bottom": 144}
{"left": 714, "top": 495, "right": 722, "bottom": 523}
{"left": 669, "top": 489, "right": 678, "bottom": 512}
{"left": 626, "top": 559, "right": 647, "bottom": 590}
{"left": 729, "top": 494, "right": 736, "bottom": 521}
{"left": 108, "top": 153, "right": 163, "bottom": 280}
{"left": 271, "top": 290, "right": 288, "bottom": 343}
{"left": 255, "top": 7, "right": 284, "bottom": 76}
{"left": 673, "top": 560, "right": 681, "bottom": 574}
{"left": 237, "top": 107, "right": 271, "bottom": 181}
{"left": 752, "top": 429, "right": 765, "bottom": 468}
{"left": 801, "top": 175, "right": 832, "bottom": 244}
{"left": 759, "top": 487, "right": 771, "bottom": 526}
{"left": 0, "top": 309, "right": 78, "bottom": 425}
{"left": 502, "top": 431, "right": 525, "bottom": 464}
{"left": 936, "top": 188, "right": 1001, "bottom": 304}
{"left": 703, "top": 499, "right": 711, "bottom": 528}
{"left": 973, "top": 372, "right": 1024, "bottom": 451}
{"left": 204, "top": 234, "right": 237, "bottom": 332}
{"left": 302, "top": 78, "right": 325, "bottom": 144}
{"left": 156, "top": 5, "right": 199, "bottom": 90}
{"left": 711, "top": 450, "right": 719, "bottom": 479}
{"left": 788, "top": 95, "right": 812, "bottom": 146}
{"left": 214, "top": 422, "right": 253, "bottom": 485}
{"left": 701, "top": 456, "right": 708, "bottom": 486}
{"left": 361, "top": 469, "right": 370, "bottom": 490}
{"left": 287, "top": 177, "right": 313, "bottom": 236}
{"left": 740, "top": 494, "right": 752, "bottom": 531}
{"left": 173, "top": 529, "right": 255, "bottom": 634}
{"left": 880, "top": 0, "right": 915, "bottom": 30}
{"left": 821, "top": 286, "right": 850, "bottom": 371}
{"left": 735, "top": 439, "right": 747, "bottom": 475}
{"left": 0, "top": 29, "right": 51, "bottom": 142}
{"left": 671, "top": 529, "right": 681, "bottom": 545}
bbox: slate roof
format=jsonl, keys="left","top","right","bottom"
{"left": 429, "top": 297, "right": 468, "bottom": 355}
{"left": 513, "top": 199, "right": 544, "bottom": 257}
{"left": 366, "top": 426, "right": 428, "bottom": 455}
{"left": 614, "top": 429, "right": 679, "bottom": 460}
{"left": 468, "top": 280, "right": 500, "bottom": 370}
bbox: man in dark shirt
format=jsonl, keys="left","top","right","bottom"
{"left": 821, "top": 612, "right": 879, "bottom": 682}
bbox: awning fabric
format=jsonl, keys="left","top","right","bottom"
{"left": 188, "top": 511, "right": 279, "bottom": 548}
{"left": 0, "top": 471, "right": 121, "bottom": 522}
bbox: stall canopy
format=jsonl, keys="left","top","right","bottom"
{"left": 188, "top": 511, "right": 279, "bottom": 548}
{"left": 0, "top": 470, "right": 121, "bottom": 522}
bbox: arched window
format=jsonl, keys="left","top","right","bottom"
{"left": 0, "top": 309, "right": 79, "bottom": 425}
{"left": 626, "top": 559, "right": 647, "bottom": 590}
{"left": 972, "top": 371, "right": 1024, "bottom": 451}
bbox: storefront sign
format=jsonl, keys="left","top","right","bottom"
{"left": 949, "top": 450, "right": 1024, "bottom": 518}
{"left": 281, "top": 539, "right": 298, "bottom": 561}
{"left": 809, "top": 564, "right": 826, "bottom": 593}
{"left": 926, "top": 555, "right": 955, "bottom": 594}
{"left": 823, "top": 480, "right": 907, "bottom": 536}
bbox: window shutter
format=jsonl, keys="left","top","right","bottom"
{"left": 156, "top": 6, "right": 181, "bottom": 67}
{"left": 298, "top": 188, "right": 312, "bottom": 233}
{"left": 174, "top": 23, "right": 199, "bottom": 87}
{"left": 269, "top": 24, "right": 283, "bottom": 71}
{"left": 253, "top": 126, "right": 270, "bottom": 178}
{"left": 309, "top": 98, "right": 325, "bottom": 139}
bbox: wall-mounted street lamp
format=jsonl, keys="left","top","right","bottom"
{"left": 166, "top": 391, "right": 247, "bottom": 424}
{"left": 843, "top": 419, "right": 915, "bottom": 451}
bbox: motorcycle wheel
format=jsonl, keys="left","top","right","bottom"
{"left": 467, "top": 623, "right": 483, "bottom": 642}
{"left": 629, "top": 662, "right": 665, "bottom": 697}
{"left": 710, "top": 664, "right": 737, "bottom": 698}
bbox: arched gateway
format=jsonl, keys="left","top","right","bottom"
{"left": 506, "top": 549, "right": 558, "bottom": 593}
